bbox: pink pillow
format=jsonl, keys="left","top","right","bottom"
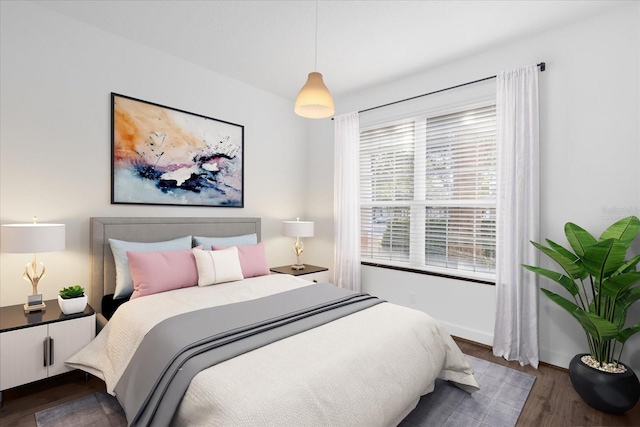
{"left": 127, "top": 248, "right": 199, "bottom": 299}
{"left": 211, "top": 241, "right": 270, "bottom": 278}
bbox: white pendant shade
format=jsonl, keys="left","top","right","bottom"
{"left": 294, "top": 72, "right": 335, "bottom": 119}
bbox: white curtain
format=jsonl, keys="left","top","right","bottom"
{"left": 333, "top": 112, "right": 361, "bottom": 292}
{"left": 493, "top": 65, "right": 540, "bottom": 368}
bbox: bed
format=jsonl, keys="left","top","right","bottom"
{"left": 67, "top": 216, "right": 479, "bottom": 426}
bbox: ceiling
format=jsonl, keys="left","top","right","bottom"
{"left": 36, "top": 1, "right": 627, "bottom": 100}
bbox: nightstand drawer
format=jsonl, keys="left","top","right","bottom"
{"left": 270, "top": 264, "right": 330, "bottom": 283}
{"left": 0, "top": 300, "right": 95, "bottom": 392}
{"left": 0, "top": 325, "right": 48, "bottom": 390}
{"left": 298, "top": 270, "right": 330, "bottom": 283}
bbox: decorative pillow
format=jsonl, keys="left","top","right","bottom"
{"left": 211, "top": 242, "right": 270, "bottom": 278}
{"left": 109, "top": 236, "right": 192, "bottom": 298}
{"left": 127, "top": 248, "right": 199, "bottom": 300}
{"left": 192, "top": 246, "right": 244, "bottom": 286}
{"left": 193, "top": 233, "right": 258, "bottom": 248}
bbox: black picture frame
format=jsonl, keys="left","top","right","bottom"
{"left": 111, "top": 93, "right": 244, "bottom": 207}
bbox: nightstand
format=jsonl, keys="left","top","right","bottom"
{"left": 270, "top": 264, "right": 330, "bottom": 283}
{"left": 0, "top": 299, "right": 95, "bottom": 405}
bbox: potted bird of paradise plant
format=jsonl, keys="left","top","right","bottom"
{"left": 523, "top": 215, "right": 640, "bottom": 413}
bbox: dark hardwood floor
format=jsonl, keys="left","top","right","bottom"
{"left": 455, "top": 338, "right": 640, "bottom": 426}
{"left": 1, "top": 338, "right": 638, "bottom": 426}
{"left": 0, "top": 371, "right": 106, "bottom": 427}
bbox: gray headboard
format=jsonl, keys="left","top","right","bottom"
{"left": 90, "top": 217, "right": 261, "bottom": 320}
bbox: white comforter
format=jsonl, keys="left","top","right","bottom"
{"left": 67, "top": 275, "right": 478, "bottom": 426}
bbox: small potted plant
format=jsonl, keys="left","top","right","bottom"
{"left": 57, "top": 285, "right": 87, "bottom": 315}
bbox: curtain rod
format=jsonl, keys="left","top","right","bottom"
{"left": 332, "top": 62, "right": 546, "bottom": 119}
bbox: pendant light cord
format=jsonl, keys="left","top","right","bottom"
{"left": 314, "top": 0, "right": 318, "bottom": 71}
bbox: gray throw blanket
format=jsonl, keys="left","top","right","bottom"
{"left": 114, "top": 283, "right": 383, "bottom": 427}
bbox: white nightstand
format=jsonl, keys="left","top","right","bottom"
{"left": 270, "top": 264, "right": 330, "bottom": 283}
{"left": 0, "top": 300, "right": 96, "bottom": 406}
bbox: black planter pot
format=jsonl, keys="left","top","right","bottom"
{"left": 569, "top": 353, "right": 640, "bottom": 414}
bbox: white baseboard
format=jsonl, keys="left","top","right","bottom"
{"left": 439, "top": 321, "right": 584, "bottom": 372}
{"left": 539, "top": 348, "right": 572, "bottom": 370}
{"left": 438, "top": 320, "right": 494, "bottom": 347}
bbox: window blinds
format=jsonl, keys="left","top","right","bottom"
{"left": 360, "top": 103, "right": 496, "bottom": 278}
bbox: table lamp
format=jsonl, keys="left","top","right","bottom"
{"left": 1, "top": 217, "right": 66, "bottom": 312}
{"left": 282, "top": 218, "right": 314, "bottom": 270}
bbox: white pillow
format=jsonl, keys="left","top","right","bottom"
{"left": 109, "top": 236, "right": 192, "bottom": 298}
{"left": 192, "top": 247, "right": 244, "bottom": 286}
{"left": 193, "top": 233, "right": 258, "bottom": 247}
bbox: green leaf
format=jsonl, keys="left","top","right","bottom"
{"left": 617, "top": 286, "right": 640, "bottom": 313}
{"left": 542, "top": 288, "right": 618, "bottom": 342}
{"left": 582, "top": 239, "right": 628, "bottom": 280}
{"left": 565, "top": 222, "right": 597, "bottom": 257}
{"left": 540, "top": 288, "right": 588, "bottom": 331}
{"left": 614, "top": 254, "right": 640, "bottom": 276}
{"left": 600, "top": 216, "right": 640, "bottom": 247}
{"left": 532, "top": 240, "right": 586, "bottom": 280}
{"left": 523, "top": 264, "right": 579, "bottom": 296}
{"left": 541, "top": 288, "right": 579, "bottom": 313}
{"left": 611, "top": 287, "right": 640, "bottom": 330}
{"left": 600, "top": 272, "right": 640, "bottom": 300}
{"left": 573, "top": 310, "right": 619, "bottom": 342}
{"left": 546, "top": 239, "right": 590, "bottom": 280}
{"left": 546, "top": 239, "right": 579, "bottom": 262}
{"left": 616, "top": 324, "right": 640, "bottom": 344}
{"left": 59, "top": 285, "right": 85, "bottom": 299}
{"left": 611, "top": 300, "right": 627, "bottom": 330}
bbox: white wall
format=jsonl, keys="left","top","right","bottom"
{"left": 0, "top": 2, "right": 312, "bottom": 306}
{"left": 308, "top": 3, "right": 640, "bottom": 372}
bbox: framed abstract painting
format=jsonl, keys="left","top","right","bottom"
{"left": 111, "top": 93, "right": 244, "bottom": 207}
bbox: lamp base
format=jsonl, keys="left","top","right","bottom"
{"left": 24, "top": 294, "right": 46, "bottom": 313}
{"left": 291, "top": 264, "right": 306, "bottom": 270}
{"left": 24, "top": 302, "right": 46, "bottom": 313}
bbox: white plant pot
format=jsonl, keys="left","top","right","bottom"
{"left": 58, "top": 294, "right": 87, "bottom": 315}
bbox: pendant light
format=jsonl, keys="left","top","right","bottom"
{"left": 294, "top": 0, "right": 335, "bottom": 119}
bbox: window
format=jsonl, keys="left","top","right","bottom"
{"left": 360, "top": 103, "right": 496, "bottom": 280}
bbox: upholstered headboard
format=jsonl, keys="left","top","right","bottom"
{"left": 90, "top": 217, "right": 261, "bottom": 325}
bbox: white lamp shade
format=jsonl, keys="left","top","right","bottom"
{"left": 1, "top": 223, "right": 66, "bottom": 253}
{"left": 294, "top": 72, "right": 335, "bottom": 119}
{"left": 283, "top": 220, "right": 314, "bottom": 238}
